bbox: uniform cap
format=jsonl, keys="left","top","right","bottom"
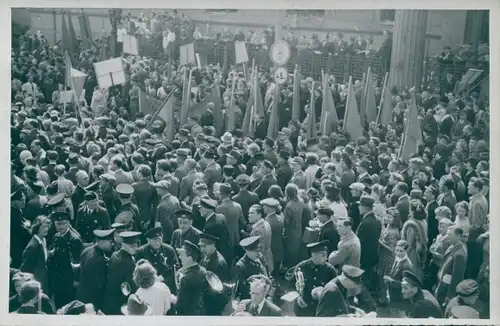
{"left": 111, "top": 222, "right": 127, "bottom": 230}
{"left": 144, "top": 226, "right": 163, "bottom": 239}
{"left": 317, "top": 207, "right": 333, "bottom": 216}
{"left": 239, "top": 235, "right": 260, "bottom": 251}
{"left": 306, "top": 240, "right": 329, "bottom": 253}
{"left": 93, "top": 229, "right": 115, "bottom": 240}
{"left": 100, "top": 173, "right": 116, "bottom": 183}
{"left": 199, "top": 232, "right": 219, "bottom": 245}
{"left": 178, "top": 128, "right": 189, "bottom": 137}
{"left": 47, "top": 193, "right": 66, "bottom": 206}
{"left": 260, "top": 198, "right": 280, "bottom": 208}
{"left": 200, "top": 197, "right": 217, "bottom": 209}
{"left": 181, "top": 240, "right": 202, "bottom": 259}
{"left": 456, "top": 279, "right": 479, "bottom": 297}
{"left": 358, "top": 195, "right": 375, "bottom": 208}
{"left": 63, "top": 300, "right": 86, "bottom": 315}
{"left": 450, "top": 305, "right": 479, "bottom": 319}
{"left": 119, "top": 231, "right": 142, "bottom": 244}
{"left": 116, "top": 183, "right": 134, "bottom": 195}
{"left": 402, "top": 270, "right": 423, "bottom": 288}
{"left": 174, "top": 209, "right": 195, "bottom": 220}
{"left": 84, "top": 191, "right": 98, "bottom": 201}
{"left": 349, "top": 182, "right": 365, "bottom": 191}
{"left": 50, "top": 211, "right": 70, "bottom": 222}
{"left": 341, "top": 265, "right": 365, "bottom": 279}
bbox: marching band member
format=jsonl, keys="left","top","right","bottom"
{"left": 287, "top": 240, "right": 337, "bottom": 316}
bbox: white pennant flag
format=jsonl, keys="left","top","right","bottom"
{"left": 70, "top": 68, "right": 87, "bottom": 101}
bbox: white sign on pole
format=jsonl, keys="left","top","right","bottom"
{"left": 273, "top": 67, "right": 288, "bottom": 85}
{"left": 93, "top": 58, "right": 126, "bottom": 89}
{"left": 59, "top": 91, "right": 75, "bottom": 104}
{"left": 270, "top": 41, "right": 291, "bottom": 66}
{"left": 234, "top": 41, "right": 249, "bottom": 64}
{"left": 123, "top": 34, "right": 139, "bottom": 55}
{"left": 180, "top": 43, "right": 195, "bottom": 66}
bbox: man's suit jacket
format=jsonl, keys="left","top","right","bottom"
{"left": 386, "top": 256, "right": 413, "bottom": 304}
{"left": 319, "top": 219, "right": 340, "bottom": 253}
{"left": 216, "top": 199, "right": 246, "bottom": 247}
{"left": 179, "top": 171, "right": 204, "bottom": 202}
{"left": 250, "top": 218, "right": 274, "bottom": 272}
{"left": 264, "top": 149, "right": 279, "bottom": 167}
{"left": 265, "top": 213, "right": 284, "bottom": 266}
{"left": 232, "top": 189, "right": 260, "bottom": 221}
{"left": 436, "top": 242, "right": 467, "bottom": 302}
{"left": 132, "top": 178, "right": 158, "bottom": 224}
{"left": 204, "top": 162, "right": 222, "bottom": 194}
{"left": 356, "top": 212, "right": 382, "bottom": 269}
{"left": 290, "top": 170, "right": 307, "bottom": 190}
{"left": 204, "top": 213, "right": 232, "bottom": 262}
{"left": 328, "top": 231, "right": 361, "bottom": 269}
{"left": 276, "top": 162, "right": 293, "bottom": 190}
{"left": 156, "top": 194, "right": 181, "bottom": 243}
{"left": 254, "top": 173, "right": 278, "bottom": 201}
{"left": 20, "top": 237, "right": 49, "bottom": 292}
{"left": 162, "top": 174, "right": 180, "bottom": 198}
{"left": 241, "top": 299, "right": 282, "bottom": 316}
{"left": 396, "top": 194, "right": 411, "bottom": 225}
{"left": 112, "top": 169, "right": 135, "bottom": 185}
{"left": 315, "top": 278, "right": 350, "bottom": 317}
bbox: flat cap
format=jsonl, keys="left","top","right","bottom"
{"left": 154, "top": 180, "right": 171, "bottom": 190}
{"left": 358, "top": 195, "right": 375, "bottom": 208}
{"left": 456, "top": 279, "right": 479, "bottom": 297}
{"left": 219, "top": 183, "right": 232, "bottom": 195}
{"left": 235, "top": 174, "right": 251, "bottom": 185}
{"left": 349, "top": 182, "right": 365, "bottom": 191}
{"left": 176, "top": 148, "right": 190, "bottom": 158}
{"left": 240, "top": 235, "right": 260, "bottom": 251}
{"left": 260, "top": 198, "right": 280, "bottom": 208}
{"left": 342, "top": 265, "right": 364, "bottom": 278}
{"left": 100, "top": 173, "right": 116, "bottom": 183}
{"left": 200, "top": 197, "right": 217, "bottom": 209}
{"left": 227, "top": 149, "right": 242, "bottom": 161}
{"left": 358, "top": 158, "right": 371, "bottom": 169}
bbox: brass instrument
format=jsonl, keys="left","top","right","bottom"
{"left": 295, "top": 268, "right": 305, "bottom": 297}
{"left": 120, "top": 282, "right": 132, "bottom": 297}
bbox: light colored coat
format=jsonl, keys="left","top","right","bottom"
{"left": 250, "top": 218, "right": 274, "bottom": 272}
{"left": 328, "top": 231, "right": 361, "bottom": 269}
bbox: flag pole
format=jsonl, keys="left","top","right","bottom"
{"left": 145, "top": 86, "right": 178, "bottom": 130}
{"left": 376, "top": 72, "right": 389, "bottom": 125}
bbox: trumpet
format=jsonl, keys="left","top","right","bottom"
{"left": 295, "top": 268, "right": 305, "bottom": 297}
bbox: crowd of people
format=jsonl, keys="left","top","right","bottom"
{"left": 9, "top": 10, "right": 490, "bottom": 319}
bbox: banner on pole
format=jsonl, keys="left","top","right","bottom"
{"left": 180, "top": 43, "right": 195, "bottom": 66}
{"left": 93, "top": 58, "right": 126, "bottom": 89}
{"left": 123, "top": 34, "right": 139, "bottom": 55}
{"left": 234, "top": 41, "right": 249, "bottom": 64}
{"left": 60, "top": 91, "right": 75, "bottom": 104}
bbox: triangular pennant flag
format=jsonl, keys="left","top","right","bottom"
{"left": 267, "top": 84, "right": 280, "bottom": 140}
{"left": 70, "top": 68, "right": 87, "bottom": 100}
{"left": 61, "top": 15, "right": 70, "bottom": 54}
{"left": 320, "top": 73, "right": 339, "bottom": 135}
{"left": 306, "top": 82, "right": 317, "bottom": 140}
{"left": 67, "top": 12, "right": 78, "bottom": 54}
{"left": 242, "top": 70, "right": 256, "bottom": 137}
{"left": 180, "top": 69, "right": 193, "bottom": 126}
{"left": 364, "top": 67, "right": 378, "bottom": 125}
{"left": 292, "top": 65, "right": 301, "bottom": 122}
{"left": 344, "top": 76, "right": 364, "bottom": 141}
{"left": 78, "top": 15, "right": 92, "bottom": 50}
{"left": 377, "top": 73, "right": 392, "bottom": 127}
{"left": 254, "top": 75, "right": 265, "bottom": 118}
{"left": 187, "top": 80, "right": 223, "bottom": 135}
{"left": 399, "top": 95, "right": 423, "bottom": 160}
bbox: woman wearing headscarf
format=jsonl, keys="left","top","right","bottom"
{"left": 401, "top": 203, "right": 428, "bottom": 277}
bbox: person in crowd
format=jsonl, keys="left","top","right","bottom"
{"left": 133, "top": 259, "right": 172, "bottom": 315}
{"left": 401, "top": 270, "right": 442, "bottom": 318}
{"left": 383, "top": 240, "right": 413, "bottom": 316}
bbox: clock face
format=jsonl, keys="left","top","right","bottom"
{"left": 270, "top": 41, "right": 291, "bottom": 66}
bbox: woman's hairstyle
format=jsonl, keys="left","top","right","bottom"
{"left": 455, "top": 201, "right": 469, "bottom": 215}
{"left": 395, "top": 239, "right": 409, "bottom": 251}
{"left": 268, "top": 185, "right": 284, "bottom": 199}
{"left": 411, "top": 201, "right": 427, "bottom": 220}
{"left": 435, "top": 206, "right": 452, "bottom": 219}
{"left": 371, "top": 184, "right": 386, "bottom": 204}
{"left": 285, "top": 183, "right": 299, "bottom": 200}
{"left": 31, "top": 215, "right": 51, "bottom": 235}
{"left": 133, "top": 261, "right": 157, "bottom": 289}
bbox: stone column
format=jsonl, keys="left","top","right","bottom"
{"left": 389, "top": 10, "right": 428, "bottom": 92}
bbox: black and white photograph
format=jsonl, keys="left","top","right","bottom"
{"left": 5, "top": 2, "right": 497, "bottom": 323}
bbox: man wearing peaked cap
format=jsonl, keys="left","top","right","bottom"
{"left": 75, "top": 191, "right": 111, "bottom": 244}
{"left": 401, "top": 270, "right": 443, "bottom": 318}
{"left": 102, "top": 230, "right": 141, "bottom": 314}
{"left": 114, "top": 183, "right": 139, "bottom": 231}
{"left": 316, "top": 207, "right": 340, "bottom": 253}
{"left": 76, "top": 229, "right": 115, "bottom": 310}
{"left": 135, "top": 225, "right": 178, "bottom": 295}
{"left": 289, "top": 240, "right": 337, "bottom": 316}
{"left": 315, "top": 264, "right": 364, "bottom": 317}
{"left": 355, "top": 193, "right": 381, "bottom": 298}
{"left": 49, "top": 208, "right": 83, "bottom": 309}
{"left": 444, "top": 279, "right": 486, "bottom": 318}
{"left": 171, "top": 209, "right": 203, "bottom": 252}
{"left": 232, "top": 174, "right": 260, "bottom": 222}
{"left": 234, "top": 235, "right": 271, "bottom": 301}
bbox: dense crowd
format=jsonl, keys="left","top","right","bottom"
{"left": 9, "top": 10, "right": 490, "bottom": 319}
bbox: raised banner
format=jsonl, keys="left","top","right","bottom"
{"left": 93, "top": 58, "right": 126, "bottom": 89}
{"left": 234, "top": 41, "right": 249, "bottom": 64}
{"left": 180, "top": 43, "right": 195, "bottom": 66}
{"left": 123, "top": 34, "right": 139, "bottom": 55}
